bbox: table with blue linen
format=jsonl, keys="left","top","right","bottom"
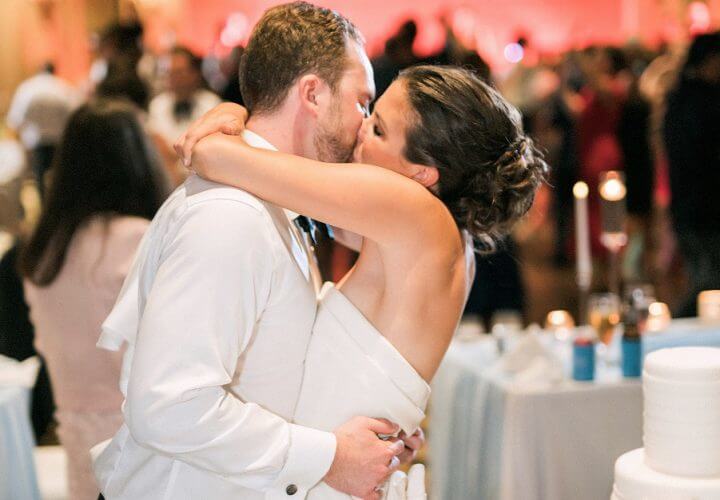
{"left": 428, "top": 319, "right": 720, "bottom": 500}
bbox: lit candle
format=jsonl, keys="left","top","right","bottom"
{"left": 646, "top": 302, "right": 671, "bottom": 332}
{"left": 574, "top": 181, "right": 592, "bottom": 289}
{"left": 698, "top": 291, "right": 720, "bottom": 324}
{"left": 545, "top": 309, "right": 575, "bottom": 341}
{"left": 598, "top": 171, "right": 627, "bottom": 296}
{"left": 598, "top": 171, "right": 628, "bottom": 250}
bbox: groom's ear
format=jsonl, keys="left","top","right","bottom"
{"left": 409, "top": 163, "right": 440, "bottom": 190}
{"left": 297, "top": 74, "right": 331, "bottom": 118}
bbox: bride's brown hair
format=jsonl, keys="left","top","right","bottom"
{"left": 398, "top": 65, "right": 548, "bottom": 251}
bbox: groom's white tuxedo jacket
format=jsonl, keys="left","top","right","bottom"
{"left": 92, "top": 131, "right": 336, "bottom": 499}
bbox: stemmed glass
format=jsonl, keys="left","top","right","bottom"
{"left": 588, "top": 293, "right": 621, "bottom": 366}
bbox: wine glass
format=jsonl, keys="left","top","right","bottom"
{"left": 599, "top": 171, "right": 627, "bottom": 296}
{"left": 588, "top": 293, "right": 621, "bottom": 365}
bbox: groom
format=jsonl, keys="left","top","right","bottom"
{"left": 92, "top": 3, "right": 418, "bottom": 499}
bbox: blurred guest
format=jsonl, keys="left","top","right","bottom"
{"left": 148, "top": 46, "right": 221, "bottom": 147}
{"left": 6, "top": 63, "right": 80, "bottom": 198}
{"left": 372, "top": 20, "right": 419, "bottom": 98}
{"left": 523, "top": 59, "right": 580, "bottom": 265}
{"left": 0, "top": 140, "right": 26, "bottom": 234}
{"left": 500, "top": 36, "right": 542, "bottom": 112}
{"left": 95, "top": 56, "right": 191, "bottom": 188}
{"left": 87, "top": 23, "right": 144, "bottom": 93}
{"left": 96, "top": 57, "right": 150, "bottom": 110}
{"left": 457, "top": 49, "right": 492, "bottom": 84}
{"left": 577, "top": 46, "right": 630, "bottom": 256}
{"left": 0, "top": 243, "right": 56, "bottom": 441}
{"left": 618, "top": 58, "right": 655, "bottom": 282}
{"left": 663, "top": 33, "right": 720, "bottom": 316}
{"left": 219, "top": 46, "right": 245, "bottom": 105}
{"left": 19, "top": 99, "right": 169, "bottom": 500}
{"left": 464, "top": 238, "right": 526, "bottom": 328}
{"left": 0, "top": 139, "right": 56, "bottom": 440}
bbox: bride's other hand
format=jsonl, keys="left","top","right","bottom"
{"left": 174, "top": 102, "right": 248, "bottom": 167}
{"left": 397, "top": 428, "right": 425, "bottom": 464}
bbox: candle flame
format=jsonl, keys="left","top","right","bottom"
{"left": 599, "top": 178, "right": 626, "bottom": 201}
{"left": 546, "top": 310, "right": 575, "bottom": 328}
{"left": 573, "top": 181, "right": 589, "bottom": 199}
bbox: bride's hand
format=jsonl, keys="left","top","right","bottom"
{"left": 397, "top": 428, "right": 425, "bottom": 464}
{"left": 175, "top": 102, "right": 248, "bottom": 167}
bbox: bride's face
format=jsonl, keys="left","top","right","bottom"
{"left": 353, "top": 80, "right": 417, "bottom": 178}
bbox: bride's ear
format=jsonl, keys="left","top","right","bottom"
{"left": 410, "top": 164, "right": 440, "bottom": 189}
{"left": 297, "top": 74, "right": 330, "bottom": 117}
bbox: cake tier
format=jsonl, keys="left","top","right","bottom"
{"left": 643, "top": 347, "right": 720, "bottom": 477}
{"left": 613, "top": 448, "right": 720, "bottom": 500}
{"left": 644, "top": 347, "right": 720, "bottom": 382}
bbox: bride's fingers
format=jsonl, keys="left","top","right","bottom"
{"left": 180, "top": 129, "right": 204, "bottom": 167}
{"left": 398, "top": 428, "right": 424, "bottom": 464}
{"left": 219, "top": 120, "right": 244, "bottom": 136}
{"left": 173, "top": 132, "right": 187, "bottom": 160}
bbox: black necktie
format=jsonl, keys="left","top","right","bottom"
{"left": 294, "top": 216, "right": 334, "bottom": 245}
{"left": 173, "top": 99, "right": 193, "bottom": 121}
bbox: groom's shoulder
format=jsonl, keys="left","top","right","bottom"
{"left": 182, "top": 174, "right": 265, "bottom": 214}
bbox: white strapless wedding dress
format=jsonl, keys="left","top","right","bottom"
{"left": 293, "top": 283, "right": 430, "bottom": 500}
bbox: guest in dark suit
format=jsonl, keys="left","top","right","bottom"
{"left": 663, "top": 32, "right": 720, "bottom": 316}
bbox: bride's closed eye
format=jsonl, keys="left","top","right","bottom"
{"left": 372, "top": 110, "right": 388, "bottom": 138}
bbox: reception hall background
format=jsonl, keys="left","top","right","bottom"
{"left": 2, "top": 0, "right": 720, "bottom": 102}
{"left": 3, "top": 0, "right": 720, "bottom": 499}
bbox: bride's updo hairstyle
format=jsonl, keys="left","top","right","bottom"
{"left": 399, "top": 65, "right": 547, "bottom": 251}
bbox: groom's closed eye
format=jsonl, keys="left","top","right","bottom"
{"left": 357, "top": 102, "right": 370, "bottom": 118}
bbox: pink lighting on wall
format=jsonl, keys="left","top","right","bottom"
{"left": 689, "top": 1, "right": 711, "bottom": 35}
{"left": 220, "top": 12, "right": 249, "bottom": 48}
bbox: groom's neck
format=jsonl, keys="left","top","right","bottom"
{"left": 246, "top": 112, "right": 307, "bottom": 157}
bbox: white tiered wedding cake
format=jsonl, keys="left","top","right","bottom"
{"left": 612, "top": 347, "right": 720, "bottom": 500}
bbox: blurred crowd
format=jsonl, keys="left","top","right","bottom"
{"left": 1, "top": 14, "right": 720, "bottom": 500}
{"left": 498, "top": 33, "right": 720, "bottom": 319}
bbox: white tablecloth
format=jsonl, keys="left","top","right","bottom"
{"left": 0, "top": 386, "right": 40, "bottom": 500}
{"left": 429, "top": 319, "right": 720, "bottom": 500}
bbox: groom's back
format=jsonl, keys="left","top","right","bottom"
{"left": 94, "top": 173, "right": 319, "bottom": 499}
{"left": 135, "top": 172, "right": 318, "bottom": 416}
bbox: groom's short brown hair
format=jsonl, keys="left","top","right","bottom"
{"left": 239, "top": 2, "right": 363, "bottom": 114}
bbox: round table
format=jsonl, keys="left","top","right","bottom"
{"left": 429, "top": 318, "right": 720, "bottom": 500}
{"left": 0, "top": 386, "right": 41, "bottom": 500}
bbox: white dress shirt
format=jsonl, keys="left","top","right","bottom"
{"left": 92, "top": 130, "right": 336, "bottom": 499}
{"left": 6, "top": 72, "right": 80, "bottom": 149}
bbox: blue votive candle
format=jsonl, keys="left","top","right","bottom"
{"left": 621, "top": 337, "right": 642, "bottom": 378}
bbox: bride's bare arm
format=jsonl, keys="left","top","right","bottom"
{"left": 192, "top": 134, "right": 455, "bottom": 247}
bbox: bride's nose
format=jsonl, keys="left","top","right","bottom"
{"left": 357, "top": 117, "right": 370, "bottom": 143}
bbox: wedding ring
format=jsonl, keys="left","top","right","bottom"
{"left": 389, "top": 456, "right": 400, "bottom": 468}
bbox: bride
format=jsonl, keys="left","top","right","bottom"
{"left": 182, "top": 65, "right": 546, "bottom": 498}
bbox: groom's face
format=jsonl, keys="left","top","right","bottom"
{"left": 314, "top": 40, "right": 375, "bottom": 163}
